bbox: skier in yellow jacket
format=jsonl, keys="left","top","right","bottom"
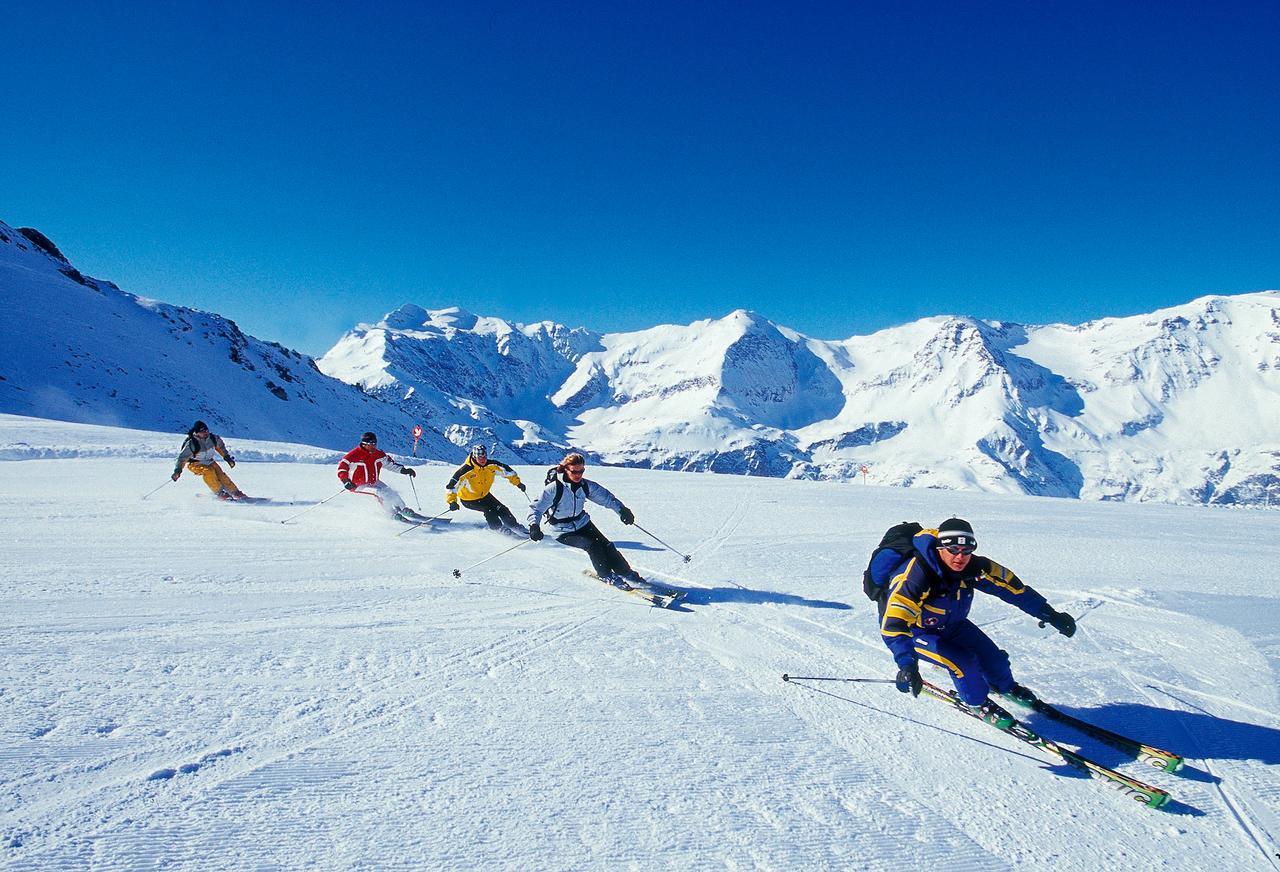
{"left": 171, "top": 420, "right": 246, "bottom": 500}
{"left": 445, "top": 443, "right": 528, "bottom": 537}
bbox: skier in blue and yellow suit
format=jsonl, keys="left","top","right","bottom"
{"left": 881, "top": 517, "right": 1077, "bottom": 721}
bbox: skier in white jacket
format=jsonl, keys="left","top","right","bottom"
{"left": 527, "top": 452, "right": 640, "bottom": 585}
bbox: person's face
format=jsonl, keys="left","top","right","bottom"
{"left": 472, "top": 451, "right": 487, "bottom": 466}
{"left": 937, "top": 543, "right": 974, "bottom": 572}
{"left": 566, "top": 464, "right": 585, "bottom": 480}
{"left": 195, "top": 427, "right": 209, "bottom": 437}
{"left": 361, "top": 439, "right": 377, "bottom": 449}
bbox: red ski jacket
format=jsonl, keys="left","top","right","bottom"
{"left": 337, "top": 445, "right": 405, "bottom": 486}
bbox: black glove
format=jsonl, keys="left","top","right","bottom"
{"left": 517, "top": 483, "right": 526, "bottom": 492}
{"left": 1038, "top": 607, "right": 1077, "bottom": 637}
{"left": 529, "top": 524, "right": 543, "bottom": 541}
{"left": 401, "top": 467, "right": 416, "bottom": 477}
{"left": 343, "top": 480, "right": 356, "bottom": 491}
{"left": 619, "top": 506, "right": 635, "bottom": 525}
{"left": 895, "top": 661, "right": 922, "bottom": 697}
{"left": 171, "top": 471, "right": 181, "bottom": 482}
{"left": 447, "top": 501, "right": 459, "bottom": 511}
{"left": 227, "top": 457, "right": 236, "bottom": 468}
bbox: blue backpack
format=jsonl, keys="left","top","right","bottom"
{"left": 862, "top": 521, "right": 924, "bottom": 602}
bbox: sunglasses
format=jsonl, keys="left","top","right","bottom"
{"left": 942, "top": 544, "right": 976, "bottom": 556}
{"left": 566, "top": 466, "right": 585, "bottom": 475}
{"left": 195, "top": 428, "right": 209, "bottom": 435}
{"left": 362, "top": 439, "right": 377, "bottom": 445}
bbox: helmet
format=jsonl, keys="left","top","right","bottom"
{"left": 469, "top": 443, "right": 488, "bottom": 461}
{"left": 360, "top": 431, "right": 378, "bottom": 445}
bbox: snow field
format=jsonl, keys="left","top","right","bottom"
{"left": 2, "top": 430, "right": 1279, "bottom": 869}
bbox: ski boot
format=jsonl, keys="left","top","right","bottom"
{"left": 959, "top": 698, "right": 1016, "bottom": 729}
{"left": 1000, "top": 683, "right": 1038, "bottom": 708}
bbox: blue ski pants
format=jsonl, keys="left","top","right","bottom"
{"left": 913, "top": 620, "right": 1015, "bottom": 705}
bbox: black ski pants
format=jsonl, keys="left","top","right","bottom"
{"left": 556, "top": 521, "right": 635, "bottom": 580}
{"left": 461, "top": 494, "right": 526, "bottom": 533}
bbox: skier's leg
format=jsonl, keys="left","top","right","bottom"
{"left": 186, "top": 462, "right": 224, "bottom": 495}
{"left": 581, "top": 523, "right": 635, "bottom": 579}
{"left": 556, "top": 526, "right": 614, "bottom": 577}
{"left": 461, "top": 497, "right": 501, "bottom": 528}
{"left": 493, "top": 499, "right": 527, "bottom": 534}
{"left": 211, "top": 464, "right": 242, "bottom": 496}
{"left": 916, "top": 632, "right": 987, "bottom": 705}
{"left": 951, "top": 621, "right": 1015, "bottom": 694}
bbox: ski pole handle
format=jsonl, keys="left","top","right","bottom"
{"left": 452, "top": 538, "right": 531, "bottom": 578}
{"left": 634, "top": 523, "right": 692, "bottom": 563}
{"left": 281, "top": 488, "right": 348, "bottom": 524}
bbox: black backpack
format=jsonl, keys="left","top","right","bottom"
{"left": 862, "top": 521, "right": 924, "bottom": 602}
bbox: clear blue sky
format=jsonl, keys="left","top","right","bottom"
{"left": 3, "top": 1, "right": 1277, "bottom": 355}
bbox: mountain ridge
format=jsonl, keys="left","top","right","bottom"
{"left": 2, "top": 220, "right": 1277, "bottom": 505}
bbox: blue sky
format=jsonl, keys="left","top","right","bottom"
{"left": 3, "top": 1, "right": 1277, "bottom": 355}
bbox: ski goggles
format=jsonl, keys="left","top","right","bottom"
{"left": 941, "top": 543, "right": 976, "bottom": 555}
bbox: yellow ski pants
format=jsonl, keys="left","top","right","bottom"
{"left": 186, "top": 461, "right": 240, "bottom": 496}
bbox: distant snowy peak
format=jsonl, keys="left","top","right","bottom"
{"left": 0, "top": 220, "right": 452, "bottom": 456}
{"left": 314, "top": 292, "right": 1279, "bottom": 503}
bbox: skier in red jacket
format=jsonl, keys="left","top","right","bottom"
{"left": 337, "top": 431, "right": 424, "bottom": 522}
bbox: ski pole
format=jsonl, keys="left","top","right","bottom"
{"left": 634, "top": 523, "right": 691, "bottom": 563}
{"left": 280, "top": 488, "right": 347, "bottom": 524}
{"left": 409, "top": 476, "right": 422, "bottom": 510}
{"left": 141, "top": 479, "right": 173, "bottom": 501}
{"left": 396, "top": 508, "right": 452, "bottom": 537}
{"left": 781, "top": 674, "right": 896, "bottom": 684}
{"left": 452, "top": 538, "right": 530, "bottom": 578}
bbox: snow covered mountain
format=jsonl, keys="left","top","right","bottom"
{"left": 3, "top": 218, "right": 1276, "bottom": 505}
{"left": 319, "top": 295, "right": 1280, "bottom": 506}
{"left": 0, "top": 221, "right": 452, "bottom": 457}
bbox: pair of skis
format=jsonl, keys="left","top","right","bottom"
{"left": 918, "top": 678, "right": 1179, "bottom": 809}
{"left": 584, "top": 571, "right": 684, "bottom": 608}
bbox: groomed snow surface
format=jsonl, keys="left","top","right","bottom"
{"left": 2, "top": 415, "right": 1279, "bottom": 870}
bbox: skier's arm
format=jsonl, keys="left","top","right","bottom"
{"left": 382, "top": 454, "right": 405, "bottom": 474}
{"left": 584, "top": 480, "right": 624, "bottom": 514}
{"left": 972, "top": 557, "right": 1048, "bottom": 618}
{"left": 880, "top": 559, "right": 927, "bottom": 667}
{"left": 445, "top": 463, "right": 469, "bottom": 507}
{"left": 527, "top": 484, "right": 556, "bottom": 528}
{"left": 213, "top": 435, "right": 231, "bottom": 462}
{"left": 495, "top": 461, "right": 523, "bottom": 490}
{"left": 173, "top": 440, "right": 195, "bottom": 476}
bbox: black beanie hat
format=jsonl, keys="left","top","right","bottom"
{"left": 361, "top": 431, "right": 378, "bottom": 443}
{"left": 937, "top": 517, "right": 976, "bottom": 547}
{"left": 191, "top": 420, "right": 208, "bottom": 433}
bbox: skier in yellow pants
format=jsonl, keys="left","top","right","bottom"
{"left": 171, "top": 420, "right": 246, "bottom": 500}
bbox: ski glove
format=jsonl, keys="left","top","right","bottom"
{"left": 1038, "top": 607, "right": 1077, "bottom": 637}
{"left": 227, "top": 457, "right": 236, "bottom": 468}
{"left": 517, "top": 483, "right": 527, "bottom": 492}
{"left": 447, "top": 501, "right": 459, "bottom": 511}
{"left": 171, "top": 471, "right": 181, "bottom": 482}
{"left": 401, "top": 467, "right": 416, "bottom": 477}
{"left": 619, "top": 506, "right": 635, "bottom": 525}
{"left": 895, "top": 661, "right": 922, "bottom": 697}
{"left": 529, "top": 524, "right": 544, "bottom": 541}
{"left": 343, "top": 480, "right": 356, "bottom": 491}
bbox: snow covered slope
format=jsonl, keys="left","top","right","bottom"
{"left": 0, "top": 222, "right": 453, "bottom": 457}
{"left": 321, "top": 296, "right": 1280, "bottom": 505}
{"left": 2, "top": 419, "right": 1279, "bottom": 869}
